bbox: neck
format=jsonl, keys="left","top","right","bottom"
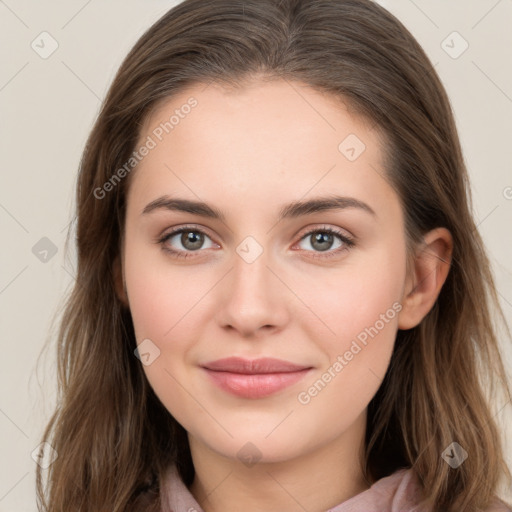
{"left": 188, "top": 411, "right": 370, "bottom": 512}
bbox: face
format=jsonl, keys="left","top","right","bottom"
{"left": 120, "top": 78, "right": 409, "bottom": 464}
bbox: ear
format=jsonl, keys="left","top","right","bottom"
{"left": 113, "top": 253, "right": 129, "bottom": 308}
{"left": 397, "top": 227, "right": 453, "bottom": 330}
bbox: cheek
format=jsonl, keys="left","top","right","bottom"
{"left": 294, "top": 257, "right": 405, "bottom": 431}
{"left": 123, "top": 243, "right": 217, "bottom": 403}
{"left": 124, "top": 241, "right": 209, "bottom": 343}
{"left": 301, "top": 246, "right": 406, "bottom": 412}
{"left": 299, "top": 242, "right": 407, "bottom": 358}
{"left": 124, "top": 246, "right": 208, "bottom": 429}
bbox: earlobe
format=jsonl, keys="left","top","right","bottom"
{"left": 397, "top": 227, "right": 453, "bottom": 330}
{"left": 113, "top": 254, "right": 129, "bottom": 308}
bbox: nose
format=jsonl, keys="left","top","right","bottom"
{"left": 215, "top": 248, "right": 290, "bottom": 339}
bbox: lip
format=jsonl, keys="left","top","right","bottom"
{"left": 201, "top": 357, "right": 313, "bottom": 399}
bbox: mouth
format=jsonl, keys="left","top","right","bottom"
{"left": 201, "top": 357, "right": 313, "bottom": 399}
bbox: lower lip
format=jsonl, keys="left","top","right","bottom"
{"left": 203, "top": 368, "right": 311, "bottom": 399}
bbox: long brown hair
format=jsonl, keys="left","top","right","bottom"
{"left": 36, "top": 0, "right": 512, "bottom": 510}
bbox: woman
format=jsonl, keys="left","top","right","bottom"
{"left": 36, "top": 1, "right": 512, "bottom": 510}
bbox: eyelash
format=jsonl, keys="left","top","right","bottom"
{"left": 157, "top": 225, "right": 355, "bottom": 260}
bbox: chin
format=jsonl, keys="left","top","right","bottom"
{"left": 190, "top": 425, "right": 314, "bottom": 466}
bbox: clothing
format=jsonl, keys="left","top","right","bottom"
{"left": 160, "top": 463, "right": 512, "bottom": 512}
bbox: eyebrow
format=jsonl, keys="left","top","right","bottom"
{"left": 141, "top": 194, "right": 376, "bottom": 221}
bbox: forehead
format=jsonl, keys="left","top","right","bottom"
{"left": 127, "top": 78, "right": 398, "bottom": 223}
{"left": 139, "top": 78, "right": 378, "bottom": 158}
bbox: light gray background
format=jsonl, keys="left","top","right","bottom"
{"left": 1, "top": 1, "right": 511, "bottom": 510}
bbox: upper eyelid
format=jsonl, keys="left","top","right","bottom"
{"left": 162, "top": 224, "right": 218, "bottom": 242}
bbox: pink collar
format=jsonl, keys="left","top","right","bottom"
{"left": 160, "top": 465, "right": 428, "bottom": 511}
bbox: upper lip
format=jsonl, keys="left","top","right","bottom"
{"left": 202, "top": 357, "right": 311, "bottom": 374}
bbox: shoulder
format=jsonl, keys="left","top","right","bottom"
{"left": 485, "top": 497, "right": 512, "bottom": 512}
{"left": 381, "top": 470, "right": 512, "bottom": 512}
{"left": 160, "top": 464, "right": 205, "bottom": 512}
{"left": 397, "top": 470, "right": 512, "bottom": 512}
{"left": 370, "top": 467, "right": 423, "bottom": 506}
{"left": 326, "top": 468, "right": 424, "bottom": 510}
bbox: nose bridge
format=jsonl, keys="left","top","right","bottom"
{"left": 217, "top": 238, "right": 289, "bottom": 336}
{"left": 231, "top": 247, "right": 271, "bottom": 300}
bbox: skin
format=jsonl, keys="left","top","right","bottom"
{"left": 115, "top": 77, "right": 452, "bottom": 512}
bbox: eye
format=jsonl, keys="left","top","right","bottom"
{"left": 294, "top": 226, "right": 355, "bottom": 259}
{"left": 157, "top": 224, "right": 355, "bottom": 260}
{"left": 158, "top": 226, "right": 217, "bottom": 259}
